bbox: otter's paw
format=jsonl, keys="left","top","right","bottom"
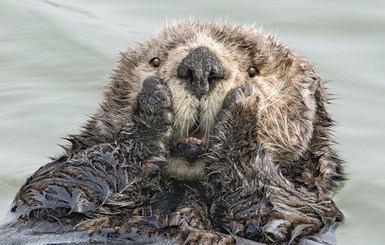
{"left": 221, "top": 85, "right": 252, "bottom": 110}
{"left": 127, "top": 76, "right": 173, "bottom": 141}
{"left": 138, "top": 77, "right": 171, "bottom": 121}
{"left": 118, "top": 77, "right": 173, "bottom": 164}
{"left": 207, "top": 84, "right": 259, "bottom": 161}
{"left": 215, "top": 84, "right": 257, "bottom": 127}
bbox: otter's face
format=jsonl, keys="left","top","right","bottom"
{"left": 110, "top": 22, "right": 324, "bottom": 180}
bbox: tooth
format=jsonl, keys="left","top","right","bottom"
{"left": 184, "top": 137, "right": 202, "bottom": 145}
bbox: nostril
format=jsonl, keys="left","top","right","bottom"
{"left": 208, "top": 70, "right": 216, "bottom": 79}
{"left": 187, "top": 70, "right": 193, "bottom": 84}
{"left": 208, "top": 70, "right": 216, "bottom": 85}
{"left": 209, "top": 66, "right": 224, "bottom": 80}
{"left": 187, "top": 69, "right": 193, "bottom": 78}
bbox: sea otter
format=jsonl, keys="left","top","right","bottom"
{"left": 0, "top": 21, "right": 344, "bottom": 244}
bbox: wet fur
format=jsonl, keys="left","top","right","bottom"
{"left": 1, "top": 21, "right": 344, "bottom": 244}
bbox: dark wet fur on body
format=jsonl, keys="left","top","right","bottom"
{"left": 1, "top": 21, "right": 344, "bottom": 245}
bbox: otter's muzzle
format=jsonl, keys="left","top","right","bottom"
{"left": 177, "top": 46, "right": 224, "bottom": 99}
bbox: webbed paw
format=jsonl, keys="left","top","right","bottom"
{"left": 207, "top": 84, "right": 259, "bottom": 161}
{"left": 136, "top": 76, "right": 173, "bottom": 128}
{"left": 118, "top": 76, "right": 173, "bottom": 165}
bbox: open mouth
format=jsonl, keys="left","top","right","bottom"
{"left": 170, "top": 128, "right": 206, "bottom": 163}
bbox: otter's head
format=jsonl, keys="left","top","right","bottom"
{"left": 100, "top": 21, "right": 334, "bottom": 181}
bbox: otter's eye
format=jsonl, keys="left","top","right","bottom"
{"left": 150, "top": 57, "right": 161, "bottom": 67}
{"left": 247, "top": 66, "right": 259, "bottom": 78}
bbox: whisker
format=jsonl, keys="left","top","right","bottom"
{"left": 260, "top": 78, "right": 285, "bottom": 104}
{"left": 259, "top": 89, "right": 289, "bottom": 112}
{"left": 258, "top": 79, "right": 287, "bottom": 111}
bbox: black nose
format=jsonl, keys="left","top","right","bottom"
{"left": 177, "top": 47, "right": 224, "bottom": 99}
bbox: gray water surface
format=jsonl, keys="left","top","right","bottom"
{"left": 1, "top": 0, "right": 384, "bottom": 244}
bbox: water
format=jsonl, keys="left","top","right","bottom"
{"left": 1, "top": 0, "right": 384, "bottom": 244}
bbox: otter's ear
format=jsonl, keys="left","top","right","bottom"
{"left": 307, "top": 76, "right": 345, "bottom": 193}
